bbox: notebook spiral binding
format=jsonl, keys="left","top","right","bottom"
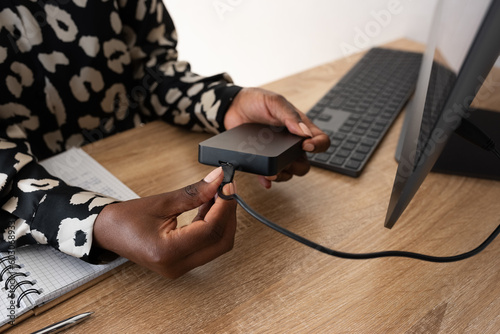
{"left": 0, "top": 257, "right": 43, "bottom": 308}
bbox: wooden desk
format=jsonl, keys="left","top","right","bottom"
{"left": 10, "top": 40, "right": 500, "bottom": 333}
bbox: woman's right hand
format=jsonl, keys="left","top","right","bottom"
{"left": 93, "top": 167, "right": 237, "bottom": 278}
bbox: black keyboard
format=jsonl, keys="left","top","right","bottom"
{"left": 306, "top": 48, "right": 422, "bottom": 177}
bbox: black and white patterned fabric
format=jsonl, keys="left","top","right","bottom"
{"left": 0, "top": 0, "right": 242, "bottom": 262}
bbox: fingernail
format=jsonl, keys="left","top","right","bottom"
{"left": 299, "top": 122, "right": 313, "bottom": 138}
{"left": 222, "top": 183, "right": 235, "bottom": 196}
{"left": 203, "top": 167, "right": 222, "bottom": 183}
{"left": 265, "top": 175, "right": 278, "bottom": 181}
{"left": 303, "top": 143, "right": 315, "bottom": 152}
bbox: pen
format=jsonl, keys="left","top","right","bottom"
{"left": 31, "top": 311, "right": 93, "bottom": 334}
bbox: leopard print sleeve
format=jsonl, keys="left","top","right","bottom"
{"left": 118, "top": 1, "right": 242, "bottom": 133}
{"left": 0, "top": 124, "right": 117, "bottom": 263}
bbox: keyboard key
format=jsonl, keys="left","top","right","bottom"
{"left": 336, "top": 149, "right": 351, "bottom": 158}
{"left": 356, "top": 145, "right": 371, "bottom": 154}
{"left": 326, "top": 146, "right": 336, "bottom": 154}
{"left": 367, "top": 131, "right": 381, "bottom": 139}
{"left": 345, "top": 160, "right": 361, "bottom": 169}
{"left": 332, "top": 132, "right": 347, "bottom": 140}
{"left": 353, "top": 128, "right": 366, "bottom": 136}
{"left": 331, "top": 139, "right": 343, "bottom": 146}
{"left": 317, "top": 114, "right": 332, "bottom": 122}
{"left": 381, "top": 111, "right": 393, "bottom": 119}
{"left": 357, "top": 122, "right": 370, "bottom": 130}
{"left": 344, "top": 102, "right": 357, "bottom": 111}
{"left": 314, "top": 153, "right": 330, "bottom": 162}
{"left": 345, "top": 119, "right": 357, "bottom": 126}
{"left": 347, "top": 135, "right": 361, "bottom": 143}
{"left": 330, "top": 96, "right": 345, "bottom": 108}
{"left": 316, "top": 99, "right": 327, "bottom": 107}
{"left": 339, "top": 125, "right": 353, "bottom": 133}
{"left": 341, "top": 142, "right": 356, "bottom": 151}
{"left": 351, "top": 153, "right": 366, "bottom": 161}
{"left": 308, "top": 111, "right": 320, "bottom": 119}
{"left": 311, "top": 106, "right": 323, "bottom": 113}
{"left": 328, "top": 157, "right": 345, "bottom": 166}
{"left": 361, "top": 138, "right": 376, "bottom": 146}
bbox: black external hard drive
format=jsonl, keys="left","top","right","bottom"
{"left": 198, "top": 123, "right": 304, "bottom": 176}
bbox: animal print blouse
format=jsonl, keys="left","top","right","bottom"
{"left": 0, "top": 0, "right": 241, "bottom": 262}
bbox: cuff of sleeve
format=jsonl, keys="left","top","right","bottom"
{"left": 194, "top": 82, "right": 242, "bottom": 134}
{"left": 27, "top": 185, "right": 118, "bottom": 262}
{"left": 213, "top": 84, "right": 243, "bottom": 133}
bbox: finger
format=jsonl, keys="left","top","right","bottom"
{"left": 261, "top": 93, "right": 317, "bottom": 138}
{"left": 265, "top": 95, "right": 330, "bottom": 154}
{"left": 167, "top": 167, "right": 224, "bottom": 215}
{"left": 192, "top": 198, "right": 214, "bottom": 222}
{"left": 258, "top": 175, "right": 272, "bottom": 189}
{"left": 262, "top": 154, "right": 309, "bottom": 185}
{"left": 273, "top": 170, "right": 293, "bottom": 182}
{"left": 299, "top": 118, "right": 331, "bottom": 153}
{"left": 302, "top": 135, "right": 330, "bottom": 153}
{"left": 167, "top": 183, "right": 237, "bottom": 275}
{"left": 275, "top": 155, "right": 310, "bottom": 179}
{"left": 166, "top": 182, "right": 236, "bottom": 253}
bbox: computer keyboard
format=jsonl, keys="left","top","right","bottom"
{"left": 306, "top": 47, "right": 422, "bottom": 177}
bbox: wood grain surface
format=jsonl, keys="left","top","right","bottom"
{"left": 8, "top": 39, "right": 500, "bottom": 334}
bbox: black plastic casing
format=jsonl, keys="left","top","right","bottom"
{"left": 198, "top": 123, "right": 304, "bottom": 176}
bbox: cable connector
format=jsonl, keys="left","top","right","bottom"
{"left": 218, "top": 162, "right": 236, "bottom": 200}
{"left": 455, "top": 118, "right": 497, "bottom": 154}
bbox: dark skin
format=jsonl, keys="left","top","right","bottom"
{"left": 93, "top": 87, "right": 330, "bottom": 278}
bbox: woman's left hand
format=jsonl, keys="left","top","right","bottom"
{"left": 224, "top": 87, "right": 330, "bottom": 188}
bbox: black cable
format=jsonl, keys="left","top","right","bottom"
{"left": 493, "top": 148, "right": 500, "bottom": 160}
{"left": 455, "top": 117, "right": 500, "bottom": 160}
{"left": 217, "top": 156, "right": 500, "bottom": 263}
{"left": 222, "top": 191, "right": 500, "bottom": 263}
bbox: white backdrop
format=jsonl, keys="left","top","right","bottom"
{"left": 162, "top": 0, "right": 495, "bottom": 87}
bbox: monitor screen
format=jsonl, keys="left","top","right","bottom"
{"left": 385, "top": 0, "right": 500, "bottom": 228}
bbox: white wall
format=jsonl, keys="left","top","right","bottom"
{"left": 162, "top": 0, "right": 437, "bottom": 87}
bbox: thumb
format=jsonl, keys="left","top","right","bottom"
{"left": 263, "top": 92, "right": 313, "bottom": 139}
{"left": 169, "top": 167, "right": 224, "bottom": 214}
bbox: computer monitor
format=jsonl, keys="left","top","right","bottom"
{"left": 385, "top": 0, "right": 500, "bottom": 228}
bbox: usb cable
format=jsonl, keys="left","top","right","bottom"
{"left": 217, "top": 119, "right": 500, "bottom": 263}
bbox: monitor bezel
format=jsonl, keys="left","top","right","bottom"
{"left": 384, "top": 0, "right": 500, "bottom": 228}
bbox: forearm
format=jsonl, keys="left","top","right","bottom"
{"left": 1, "top": 126, "right": 117, "bottom": 262}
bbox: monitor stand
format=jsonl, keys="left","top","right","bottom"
{"left": 432, "top": 108, "right": 500, "bottom": 180}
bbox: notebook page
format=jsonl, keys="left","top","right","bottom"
{"left": 12, "top": 245, "right": 127, "bottom": 306}
{"left": 40, "top": 147, "right": 139, "bottom": 201}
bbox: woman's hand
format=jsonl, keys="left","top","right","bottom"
{"left": 224, "top": 87, "right": 330, "bottom": 188}
{"left": 93, "top": 167, "right": 237, "bottom": 279}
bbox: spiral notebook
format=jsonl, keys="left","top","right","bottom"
{"left": 0, "top": 148, "right": 138, "bottom": 328}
